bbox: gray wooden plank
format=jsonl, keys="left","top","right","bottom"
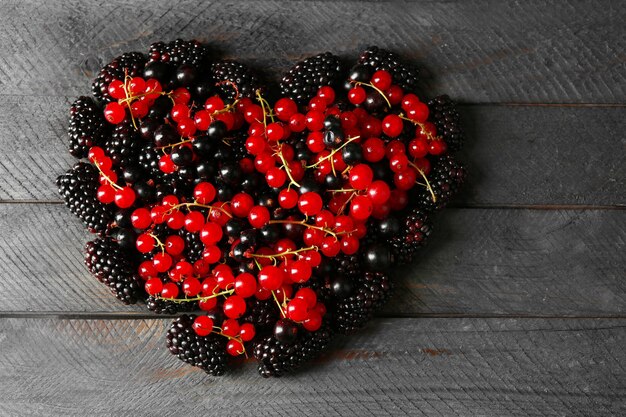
{"left": 0, "top": 317, "right": 623, "bottom": 416}
{"left": 1, "top": 204, "right": 623, "bottom": 316}
{"left": 0, "top": 0, "right": 624, "bottom": 103}
{"left": 2, "top": 96, "right": 624, "bottom": 205}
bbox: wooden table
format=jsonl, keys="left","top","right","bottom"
{"left": 0, "top": 1, "right": 624, "bottom": 415}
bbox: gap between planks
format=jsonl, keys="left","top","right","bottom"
{"left": 1, "top": 311, "right": 625, "bottom": 320}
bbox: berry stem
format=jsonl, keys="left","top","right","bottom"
{"left": 167, "top": 201, "right": 233, "bottom": 218}
{"left": 271, "top": 290, "right": 287, "bottom": 318}
{"left": 248, "top": 246, "right": 317, "bottom": 262}
{"left": 156, "top": 288, "right": 234, "bottom": 303}
{"left": 409, "top": 161, "right": 437, "bottom": 203}
{"left": 351, "top": 81, "right": 391, "bottom": 108}
{"left": 92, "top": 158, "right": 123, "bottom": 190}
{"left": 268, "top": 219, "right": 345, "bottom": 238}
{"left": 305, "top": 136, "right": 360, "bottom": 169}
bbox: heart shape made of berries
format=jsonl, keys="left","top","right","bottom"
{"left": 56, "top": 40, "right": 467, "bottom": 377}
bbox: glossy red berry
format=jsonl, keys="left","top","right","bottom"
{"left": 193, "top": 182, "right": 216, "bottom": 204}
{"left": 131, "top": 208, "right": 151, "bottom": 229}
{"left": 200, "top": 222, "right": 223, "bottom": 245}
{"left": 348, "top": 86, "right": 366, "bottom": 105}
{"left": 144, "top": 277, "right": 163, "bottom": 296}
{"left": 287, "top": 298, "right": 309, "bottom": 322}
{"left": 192, "top": 316, "right": 214, "bottom": 336}
{"left": 349, "top": 164, "right": 374, "bottom": 190}
{"left": 160, "top": 282, "right": 179, "bottom": 299}
{"left": 258, "top": 265, "right": 285, "bottom": 291}
{"left": 298, "top": 192, "right": 323, "bottom": 216}
{"left": 350, "top": 195, "right": 373, "bottom": 220}
{"left": 104, "top": 102, "right": 125, "bottom": 124}
{"left": 248, "top": 205, "right": 270, "bottom": 228}
{"left": 114, "top": 186, "right": 135, "bottom": 208}
{"left": 235, "top": 273, "right": 257, "bottom": 298}
{"left": 223, "top": 295, "right": 246, "bottom": 319}
{"left": 382, "top": 114, "right": 404, "bottom": 137}
{"left": 371, "top": 70, "right": 392, "bottom": 91}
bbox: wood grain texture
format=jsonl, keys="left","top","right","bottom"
{"left": 0, "top": 317, "right": 623, "bottom": 416}
{"left": 1, "top": 204, "right": 623, "bottom": 316}
{"left": 0, "top": 0, "right": 624, "bottom": 103}
{"left": 2, "top": 98, "right": 624, "bottom": 205}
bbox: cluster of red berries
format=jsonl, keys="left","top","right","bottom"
{"left": 58, "top": 41, "right": 466, "bottom": 376}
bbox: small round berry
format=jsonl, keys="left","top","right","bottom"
{"left": 350, "top": 195, "right": 373, "bottom": 220}
{"left": 108, "top": 80, "right": 126, "bottom": 99}
{"left": 131, "top": 208, "right": 151, "bottom": 229}
{"left": 278, "top": 188, "right": 298, "bottom": 209}
{"left": 298, "top": 192, "right": 323, "bottom": 216}
{"left": 303, "top": 311, "right": 323, "bottom": 331}
{"left": 349, "top": 164, "right": 374, "bottom": 190}
{"left": 295, "top": 287, "right": 317, "bottom": 308}
{"left": 258, "top": 265, "right": 285, "bottom": 291}
{"left": 348, "top": 86, "right": 366, "bottom": 105}
{"left": 371, "top": 70, "right": 392, "bottom": 91}
{"left": 192, "top": 316, "right": 214, "bottom": 337}
{"left": 274, "top": 318, "right": 298, "bottom": 344}
{"left": 165, "top": 235, "right": 185, "bottom": 255}
{"left": 367, "top": 180, "right": 391, "bottom": 205}
{"left": 235, "top": 273, "right": 257, "bottom": 298}
{"left": 231, "top": 192, "right": 255, "bottom": 217}
{"left": 362, "top": 137, "right": 386, "bottom": 162}
{"left": 104, "top": 102, "right": 125, "bottom": 124}
{"left": 275, "top": 98, "right": 298, "bottom": 121}
{"left": 193, "top": 182, "right": 216, "bottom": 204}
{"left": 136, "top": 233, "right": 155, "bottom": 253}
{"left": 226, "top": 339, "right": 245, "bottom": 356}
{"left": 184, "top": 211, "right": 205, "bottom": 232}
{"left": 114, "top": 186, "right": 135, "bottom": 208}
{"left": 160, "top": 282, "right": 179, "bottom": 299}
{"left": 382, "top": 114, "right": 404, "bottom": 137}
{"left": 223, "top": 295, "right": 246, "bottom": 319}
{"left": 287, "top": 298, "right": 309, "bottom": 322}
{"left": 248, "top": 205, "right": 271, "bottom": 229}
{"left": 199, "top": 222, "right": 223, "bottom": 245}
{"left": 144, "top": 277, "right": 163, "bottom": 296}
{"left": 153, "top": 252, "right": 173, "bottom": 273}
{"left": 182, "top": 277, "right": 202, "bottom": 297}
{"left": 239, "top": 323, "right": 256, "bottom": 342}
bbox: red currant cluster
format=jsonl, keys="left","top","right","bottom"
{"left": 58, "top": 43, "right": 467, "bottom": 376}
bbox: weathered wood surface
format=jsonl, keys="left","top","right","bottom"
{"left": 1, "top": 204, "right": 623, "bottom": 316}
{"left": 0, "top": 0, "right": 624, "bottom": 103}
{"left": 0, "top": 0, "right": 624, "bottom": 413}
{"left": 0, "top": 318, "right": 623, "bottom": 416}
{"left": 2, "top": 98, "right": 625, "bottom": 205}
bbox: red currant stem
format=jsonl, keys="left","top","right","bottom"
{"left": 271, "top": 290, "right": 287, "bottom": 318}
{"left": 92, "top": 158, "right": 123, "bottom": 190}
{"left": 351, "top": 80, "right": 391, "bottom": 108}
{"left": 248, "top": 246, "right": 318, "bottom": 261}
{"left": 166, "top": 202, "right": 233, "bottom": 218}
{"left": 215, "top": 80, "right": 241, "bottom": 102}
{"left": 156, "top": 288, "right": 235, "bottom": 304}
{"left": 409, "top": 161, "right": 437, "bottom": 203}
{"left": 328, "top": 188, "right": 358, "bottom": 193}
{"left": 398, "top": 113, "right": 443, "bottom": 142}
{"left": 253, "top": 258, "right": 263, "bottom": 271}
{"left": 337, "top": 191, "right": 357, "bottom": 216}
{"left": 157, "top": 137, "right": 192, "bottom": 150}
{"left": 275, "top": 148, "right": 301, "bottom": 188}
{"left": 268, "top": 219, "right": 341, "bottom": 238}
{"left": 147, "top": 233, "right": 166, "bottom": 254}
{"left": 255, "top": 89, "right": 275, "bottom": 127}
{"left": 305, "top": 136, "right": 360, "bottom": 169}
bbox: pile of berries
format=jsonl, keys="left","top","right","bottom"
{"left": 57, "top": 40, "right": 466, "bottom": 377}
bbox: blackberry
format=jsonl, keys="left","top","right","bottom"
{"left": 147, "top": 295, "right": 198, "bottom": 315}
{"left": 92, "top": 52, "right": 147, "bottom": 102}
{"left": 428, "top": 95, "right": 465, "bottom": 152}
{"left": 68, "top": 96, "right": 108, "bottom": 158}
{"left": 335, "top": 254, "right": 361, "bottom": 279}
{"left": 166, "top": 314, "right": 229, "bottom": 376}
{"left": 280, "top": 52, "right": 342, "bottom": 105}
{"left": 104, "top": 120, "right": 142, "bottom": 169}
{"left": 84, "top": 237, "right": 144, "bottom": 304}
{"left": 241, "top": 298, "right": 279, "bottom": 331}
{"left": 211, "top": 60, "right": 262, "bottom": 100}
{"left": 333, "top": 271, "right": 391, "bottom": 334}
{"left": 148, "top": 39, "right": 210, "bottom": 68}
{"left": 181, "top": 230, "right": 203, "bottom": 263}
{"left": 357, "top": 46, "right": 419, "bottom": 93}
{"left": 412, "top": 155, "right": 466, "bottom": 211}
{"left": 253, "top": 325, "right": 332, "bottom": 377}
{"left": 56, "top": 162, "right": 114, "bottom": 234}
{"left": 389, "top": 208, "right": 432, "bottom": 264}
